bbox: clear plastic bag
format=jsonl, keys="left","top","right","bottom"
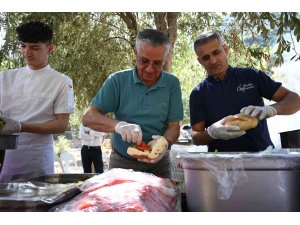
{"left": 52, "top": 168, "right": 180, "bottom": 212}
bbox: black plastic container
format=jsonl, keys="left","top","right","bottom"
{"left": 0, "top": 134, "right": 18, "bottom": 150}
{"left": 279, "top": 129, "right": 300, "bottom": 148}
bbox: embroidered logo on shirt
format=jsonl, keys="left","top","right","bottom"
{"left": 237, "top": 83, "right": 254, "bottom": 92}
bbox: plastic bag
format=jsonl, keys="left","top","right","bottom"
{"left": 52, "top": 168, "right": 180, "bottom": 212}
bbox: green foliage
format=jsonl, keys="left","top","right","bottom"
{"left": 1, "top": 12, "right": 299, "bottom": 125}
{"left": 69, "top": 97, "right": 82, "bottom": 133}
{"left": 54, "top": 136, "right": 71, "bottom": 156}
{"left": 172, "top": 30, "right": 205, "bottom": 125}
{"left": 0, "top": 12, "right": 133, "bottom": 112}
{"left": 230, "top": 12, "right": 300, "bottom": 65}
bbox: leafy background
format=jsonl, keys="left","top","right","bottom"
{"left": 1, "top": 12, "right": 299, "bottom": 130}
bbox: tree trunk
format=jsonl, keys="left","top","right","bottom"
{"left": 116, "top": 12, "right": 138, "bottom": 50}
{"left": 154, "top": 12, "right": 178, "bottom": 72}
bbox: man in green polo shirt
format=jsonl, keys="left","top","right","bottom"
{"left": 82, "top": 29, "right": 183, "bottom": 178}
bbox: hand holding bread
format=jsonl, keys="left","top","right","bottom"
{"left": 224, "top": 113, "right": 259, "bottom": 130}
{"left": 207, "top": 116, "right": 246, "bottom": 140}
{"left": 127, "top": 135, "right": 169, "bottom": 163}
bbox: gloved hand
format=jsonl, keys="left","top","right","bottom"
{"left": 207, "top": 116, "right": 246, "bottom": 140}
{"left": 0, "top": 115, "right": 21, "bottom": 134}
{"left": 138, "top": 135, "right": 169, "bottom": 164}
{"left": 240, "top": 105, "right": 277, "bottom": 120}
{"left": 115, "top": 121, "right": 142, "bottom": 144}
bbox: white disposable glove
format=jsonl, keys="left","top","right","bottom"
{"left": 207, "top": 116, "right": 246, "bottom": 140}
{"left": 138, "top": 135, "right": 169, "bottom": 164}
{"left": 240, "top": 105, "right": 277, "bottom": 120}
{"left": 0, "top": 115, "right": 21, "bottom": 134}
{"left": 115, "top": 121, "right": 142, "bottom": 144}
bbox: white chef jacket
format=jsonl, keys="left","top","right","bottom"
{"left": 79, "top": 124, "right": 104, "bottom": 147}
{"left": 0, "top": 65, "right": 75, "bottom": 182}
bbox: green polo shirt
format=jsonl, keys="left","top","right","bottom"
{"left": 91, "top": 67, "right": 183, "bottom": 159}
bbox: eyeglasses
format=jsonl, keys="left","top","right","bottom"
{"left": 136, "top": 56, "right": 165, "bottom": 69}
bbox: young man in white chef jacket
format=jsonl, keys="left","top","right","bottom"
{"left": 0, "top": 21, "right": 75, "bottom": 182}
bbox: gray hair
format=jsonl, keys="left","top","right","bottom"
{"left": 193, "top": 31, "right": 223, "bottom": 52}
{"left": 135, "top": 29, "right": 171, "bottom": 55}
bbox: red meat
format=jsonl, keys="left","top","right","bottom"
{"left": 53, "top": 169, "right": 179, "bottom": 212}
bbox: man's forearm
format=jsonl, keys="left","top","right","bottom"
{"left": 273, "top": 92, "right": 300, "bottom": 115}
{"left": 21, "top": 116, "right": 69, "bottom": 134}
{"left": 163, "top": 122, "right": 180, "bottom": 146}
{"left": 191, "top": 130, "right": 213, "bottom": 146}
{"left": 82, "top": 106, "right": 118, "bottom": 133}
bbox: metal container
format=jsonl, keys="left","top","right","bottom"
{"left": 0, "top": 174, "right": 95, "bottom": 212}
{"left": 0, "top": 135, "right": 19, "bottom": 173}
{"left": 279, "top": 129, "right": 300, "bottom": 148}
{"left": 180, "top": 152, "right": 300, "bottom": 212}
{"left": 27, "top": 173, "right": 96, "bottom": 184}
{"left": 0, "top": 134, "right": 18, "bottom": 150}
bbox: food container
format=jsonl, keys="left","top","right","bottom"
{"left": 0, "top": 173, "right": 95, "bottom": 211}
{"left": 0, "top": 135, "right": 19, "bottom": 173}
{"left": 0, "top": 182, "right": 80, "bottom": 212}
{"left": 0, "top": 134, "right": 18, "bottom": 150}
{"left": 279, "top": 129, "right": 300, "bottom": 148}
{"left": 27, "top": 173, "right": 96, "bottom": 184}
{"left": 180, "top": 152, "right": 300, "bottom": 212}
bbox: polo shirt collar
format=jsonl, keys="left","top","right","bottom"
{"left": 132, "top": 67, "right": 166, "bottom": 88}
{"left": 207, "top": 65, "right": 233, "bottom": 83}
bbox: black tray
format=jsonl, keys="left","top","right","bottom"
{"left": 27, "top": 173, "right": 96, "bottom": 184}
{"left": 0, "top": 134, "right": 18, "bottom": 150}
{"left": 280, "top": 129, "right": 300, "bottom": 148}
{"left": 0, "top": 173, "right": 96, "bottom": 212}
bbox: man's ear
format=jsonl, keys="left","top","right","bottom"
{"left": 48, "top": 44, "right": 54, "bottom": 54}
{"left": 223, "top": 44, "right": 229, "bottom": 54}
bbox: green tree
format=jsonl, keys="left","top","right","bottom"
{"left": 1, "top": 12, "right": 299, "bottom": 123}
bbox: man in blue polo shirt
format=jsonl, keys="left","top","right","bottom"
{"left": 82, "top": 29, "right": 183, "bottom": 178}
{"left": 190, "top": 31, "right": 300, "bottom": 152}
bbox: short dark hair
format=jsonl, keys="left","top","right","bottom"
{"left": 136, "top": 29, "right": 170, "bottom": 52}
{"left": 16, "top": 21, "right": 53, "bottom": 44}
{"left": 193, "top": 31, "right": 222, "bottom": 52}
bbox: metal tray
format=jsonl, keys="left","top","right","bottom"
{"left": 27, "top": 173, "right": 96, "bottom": 184}
{"left": 0, "top": 135, "right": 18, "bottom": 150}
{"left": 0, "top": 173, "right": 96, "bottom": 212}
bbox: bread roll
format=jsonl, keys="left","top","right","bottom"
{"left": 148, "top": 137, "right": 168, "bottom": 154}
{"left": 127, "top": 137, "right": 168, "bottom": 160}
{"left": 127, "top": 147, "right": 150, "bottom": 159}
{"left": 224, "top": 114, "right": 258, "bottom": 131}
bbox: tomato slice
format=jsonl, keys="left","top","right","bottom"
{"left": 134, "top": 141, "right": 151, "bottom": 151}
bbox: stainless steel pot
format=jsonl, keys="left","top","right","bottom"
{"left": 180, "top": 152, "right": 300, "bottom": 212}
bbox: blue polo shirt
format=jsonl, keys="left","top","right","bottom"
{"left": 189, "top": 66, "right": 282, "bottom": 152}
{"left": 91, "top": 67, "right": 183, "bottom": 159}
